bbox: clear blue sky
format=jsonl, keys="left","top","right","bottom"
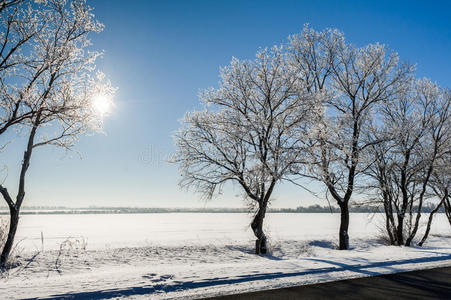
{"left": 1, "top": 0, "right": 450, "bottom": 208}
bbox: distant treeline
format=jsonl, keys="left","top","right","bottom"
{"left": 0, "top": 204, "right": 445, "bottom": 215}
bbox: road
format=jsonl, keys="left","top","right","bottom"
{"left": 207, "top": 266, "right": 451, "bottom": 300}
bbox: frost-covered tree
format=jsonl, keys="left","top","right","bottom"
{"left": 366, "top": 80, "right": 450, "bottom": 246}
{"left": 0, "top": 0, "right": 22, "bottom": 12}
{"left": 287, "top": 26, "right": 342, "bottom": 94}
{"left": 288, "top": 26, "right": 413, "bottom": 249}
{"left": 0, "top": 0, "right": 46, "bottom": 135}
{"left": 419, "top": 151, "right": 451, "bottom": 246}
{"left": 0, "top": 0, "right": 114, "bottom": 267}
{"left": 173, "top": 47, "right": 317, "bottom": 254}
{"left": 0, "top": 0, "right": 105, "bottom": 139}
{"left": 417, "top": 89, "right": 451, "bottom": 245}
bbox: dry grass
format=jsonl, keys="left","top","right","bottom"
{"left": 0, "top": 218, "right": 7, "bottom": 250}
{"left": 0, "top": 217, "right": 26, "bottom": 271}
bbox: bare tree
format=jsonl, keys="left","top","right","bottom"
{"left": 366, "top": 80, "right": 450, "bottom": 246}
{"left": 0, "top": 0, "right": 114, "bottom": 268}
{"left": 0, "top": 0, "right": 23, "bottom": 13}
{"left": 418, "top": 90, "right": 451, "bottom": 245}
{"left": 288, "top": 26, "right": 413, "bottom": 249}
{"left": 1, "top": 0, "right": 48, "bottom": 135}
{"left": 446, "top": 194, "right": 451, "bottom": 226}
{"left": 173, "top": 47, "right": 316, "bottom": 254}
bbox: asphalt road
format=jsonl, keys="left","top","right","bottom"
{"left": 207, "top": 267, "right": 451, "bottom": 300}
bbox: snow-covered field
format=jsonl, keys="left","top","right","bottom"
{"left": 1, "top": 213, "right": 450, "bottom": 299}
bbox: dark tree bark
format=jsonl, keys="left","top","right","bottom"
{"left": 326, "top": 183, "right": 352, "bottom": 250}
{"left": 419, "top": 192, "right": 447, "bottom": 247}
{"left": 251, "top": 203, "right": 267, "bottom": 254}
{"left": 325, "top": 184, "right": 352, "bottom": 250}
{"left": 394, "top": 151, "right": 411, "bottom": 246}
{"left": 382, "top": 194, "right": 396, "bottom": 245}
{"left": 396, "top": 214, "right": 405, "bottom": 246}
{"left": 245, "top": 180, "right": 275, "bottom": 255}
{"left": 338, "top": 201, "right": 350, "bottom": 250}
{"left": 0, "top": 113, "right": 39, "bottom": 268}
{"left": 372, "top": 156, "right": 397, "bottom": 245}
{"left": 0, "top": 206, "right": 19, "bottom": 266}
{"left": 0, "top": 0, "right": 23, "bottom": 14}
{"left": 445, "top": 197, "right": 451, "bottom": 226}
{"left": 405, "top": 162, "right": 435, "bottom": 246}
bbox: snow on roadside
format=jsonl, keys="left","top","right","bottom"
{"left": 1, "top": 234, "right": 450, "bottom": 299}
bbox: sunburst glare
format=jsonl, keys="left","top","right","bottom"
{"left": 92, "top": 93, "right": 112, "bottom": 116}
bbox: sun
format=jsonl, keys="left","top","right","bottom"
{"left": 92, "top": 93, "right": 112, "bottom": 116}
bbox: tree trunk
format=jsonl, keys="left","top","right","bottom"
{"left": 338, "top": 201, "right": 349, "bottom": 250}
{"left": 0, "top": 206, "right": 19, "bottom": 267}
{"left": 251, "top": 203, "right": 267, "bottom": 255}
{"left": 385, "top": 214, "right": 395, "bottom": 245}
{"left": 444, "top": 196, "right": 451, "bottom": 226}
{"left": 0, "top": 112, "right": 39, "bottom": 268}
{"left": 419, "top": 194, "right": 447, "bottom": 247}
{"left": 396, "top": 213, "right": 405, "bottom": 245}
{"left": 394, "top": 150, "right": 411, "bottom": 246}
{"left": 382, "top": 194, "right": 395, "bottom": 245}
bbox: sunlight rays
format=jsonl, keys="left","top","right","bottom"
{"left": 92, "top": 93, "right": 113, "bottom": 116}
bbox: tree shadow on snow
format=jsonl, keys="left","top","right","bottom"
{"left": 307, "top": 240, "right": 337, "bottom": 249}
{"left": 225, "top": 245, "right": 283, "bottom": 260}
{"left": 23, "top": 254, "right": 451, "bottom": 300}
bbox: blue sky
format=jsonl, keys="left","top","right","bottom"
{"left": 1, "top": 0, "right": 450, "bottom": 208}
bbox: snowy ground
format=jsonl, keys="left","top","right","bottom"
{"left": 1, "top": 213, "right": 450, "bottom": 299}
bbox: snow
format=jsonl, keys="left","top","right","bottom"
{"left": 1, "top": 213, "right": 450, "bottom": 299}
